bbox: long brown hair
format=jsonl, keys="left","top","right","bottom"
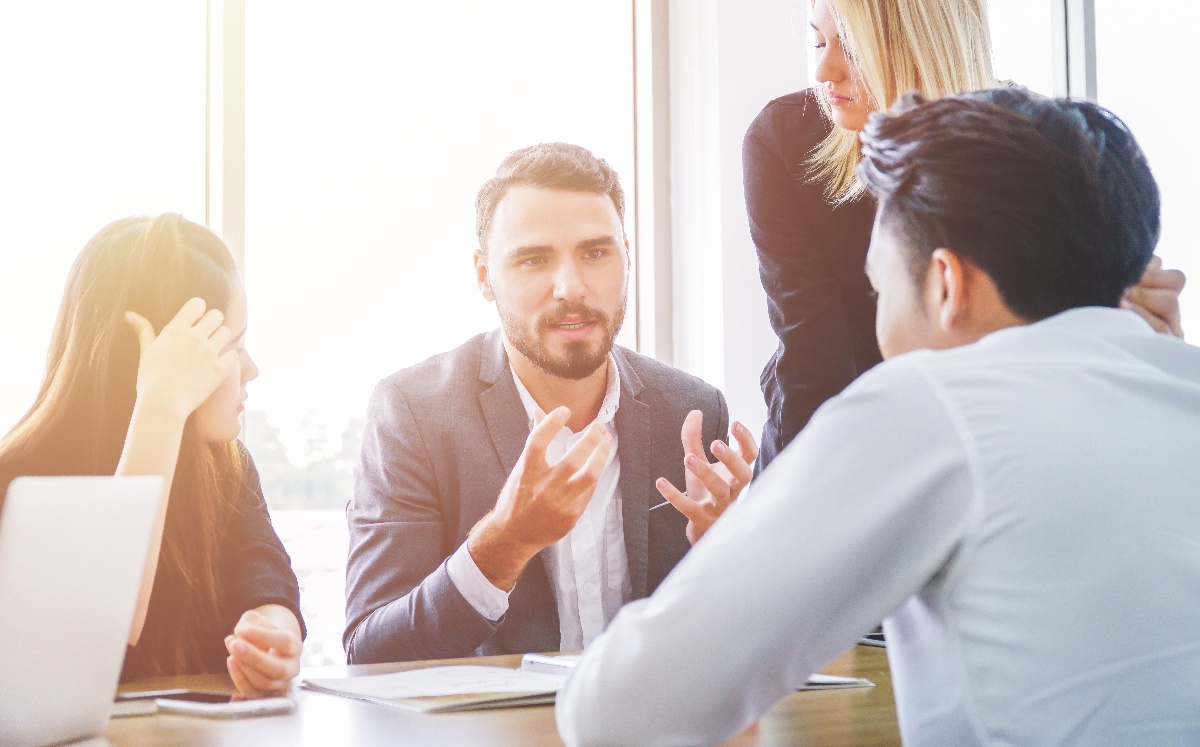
{"left": 0, "top": 213, "right": 247, "bottom": 676}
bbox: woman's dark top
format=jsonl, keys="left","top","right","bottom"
{"left": 743, "top": 88, "right": 881, "bottom": 469}
{"left": 121, "top": 449, "right": 305, "bottom": 680}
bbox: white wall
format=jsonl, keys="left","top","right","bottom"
{"left": 667, "top": 0, "right": 809, "bottom": 438}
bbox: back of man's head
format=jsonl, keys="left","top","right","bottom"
{"left": 475, "top": 142, "right": 625, "bottom": 256}
{"left": 857, "top": 88, "right": 1160, "bottom": 320}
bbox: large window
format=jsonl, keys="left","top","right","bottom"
{"left": 0, "top": 2, "right": 206, "bottom": 432}
{"left": 1095, "top": 0, "right": 1198, "bottom": 336}
{"left": 242, "top": 2, "right": 637, "bottom": 665}
{"left": 0, "top": 2, "right": 637, "bottom": 668}
{"left": 988, "top": 0, "right": 1056, "bottom": 96}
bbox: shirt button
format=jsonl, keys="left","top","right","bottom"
{"left": 584, "top": 583, "right": 594, "bottom": 594}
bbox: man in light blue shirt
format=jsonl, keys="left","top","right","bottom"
{"left": 557, "top": 89, "right": 1199, "bottom": 745}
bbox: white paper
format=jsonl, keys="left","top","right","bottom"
{"left": 303, "top": 666, "right": 566, "bottom": 699}
{"left": 521, "top": 653, "right": 581, "bottom": 672}
{"left": 520, "top": 655, "right": 870, "bottom": 691}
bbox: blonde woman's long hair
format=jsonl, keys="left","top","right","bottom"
{"left": 809, "top": 0, "right": 996, "bottom": 204}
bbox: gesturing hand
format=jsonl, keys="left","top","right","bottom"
{"left": 125, "top": 297, "right": 236, "bottom": 419}
{"left": 656, "top": 411, "right": 759, "bottom": 545}
{"left": 224, "top": 608, "right": 302, "bottom": 698}
{"left": 1123, "top": 255, "right": 1187, "bottom": 338}
{"left": 468, "top": 406, "right": 614, "bottom": 591}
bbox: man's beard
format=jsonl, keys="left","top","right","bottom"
{"left": 498, "top": 297, "right": 626, "bottom": 380}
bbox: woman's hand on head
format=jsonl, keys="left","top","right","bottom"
{"left": 125, "top": 297, "right": 236, "bottom": 420}
{"left": 225, "top": 607, "right": 303, "bottom": 698}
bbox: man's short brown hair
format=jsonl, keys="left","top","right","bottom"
{"left": 475, "top": 142, "right": 626, "bottom": 254}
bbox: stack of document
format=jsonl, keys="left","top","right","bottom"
{"left": 302, "top": 655, "right": 874, "bottom": 714}
{"left": 302, "top": 666, "right": 566, "bottom": 713}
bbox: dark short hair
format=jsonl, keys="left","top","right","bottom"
{"left": 857, "top": 88, "right": 1160, "bottom": 320}
{"left": 475, "top": 142, "right": 626, "bottom": 254}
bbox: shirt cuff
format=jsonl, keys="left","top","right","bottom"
{"left": 446, "top": 542, "right": 510, "bottom": 622}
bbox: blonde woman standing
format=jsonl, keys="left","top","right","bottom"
{"left": 748, "top": 0, "right": 1186, "bottom": 469}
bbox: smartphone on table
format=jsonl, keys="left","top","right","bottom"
{"left": 115, "top": 689, "right": 295, "bottom": 718}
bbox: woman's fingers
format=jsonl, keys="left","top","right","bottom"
{"left": 192, "top": 307, "right": 226, "bottom": 339}
{"left": 229, "top": 637, "right": 289, "bottom": 680}
{"left": 207, "top": 323, "right": 233, "bottom": 352}
{"left": 225, "top": 644, "right": 287, "bottom": 697}
{"left": 236, "top": 658, "right": 288, "bottom": 694}
{"left": 227, "top": 656, "right": 260, "bottom": 698}
{"left": 227, "top": 637, "right": 293, "bottom": 692}
{"left": 162, "top": 297, "right": 209, "bottom": 332}
{"left": 124, "top": 311, "right": 156, "bottom": 353}
{"left": 227, "top": 611, "right": 301, "bottom": 695}
{"left": 234, "top": 622, "right": 301, "bottom": 658}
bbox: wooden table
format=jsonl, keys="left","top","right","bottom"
{"left": 107, "top": 645, "right": 899, "bottom": 746}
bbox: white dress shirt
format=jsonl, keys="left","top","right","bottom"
{"left": 557, "top": 308, "right": 1200, "bottom": 746}
{"left": 447, "top": 355, "right": 631, "bottom": 650}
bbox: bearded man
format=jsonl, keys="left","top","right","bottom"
{"left": 344, "top": 143, "right": 753, "bottom": 664}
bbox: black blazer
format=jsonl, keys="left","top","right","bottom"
{"left": 743, "top": 88, "right": 881, "bottom": 470}
{"left": 344, "top": 329, "right": 728, "bottom": 664}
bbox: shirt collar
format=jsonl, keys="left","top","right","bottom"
{"left": 510, "top": 354, "right": 622, "bottom": 428}
{"left": 1026, "top": 306, "right": 1157, "bottom": 337}
{"left": 973, "top": 306, "right": 1157, "bottom": 352}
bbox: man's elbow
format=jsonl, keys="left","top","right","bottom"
{"left": 342, "top": 618, "right": 374, "bottom": 665}
{"left": 555, "top": 680, "right": 615, "bottom": 747}
{"left": 343, "top": 605, "right": 408, "bottom": 665}
{"left": 555, "top": 672, "right": 674, "bottom": 747}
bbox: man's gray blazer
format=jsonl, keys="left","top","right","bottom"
{"left": 344, "top": 329, "right": 728, "bottom": 664}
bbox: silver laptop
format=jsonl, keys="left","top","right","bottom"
{"left": 0, "top": 476, "right": 162, "bottom": 747}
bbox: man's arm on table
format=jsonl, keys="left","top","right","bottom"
{"left": 556, "top": 362, "right": 976, "bottom": 746}
{"left": 344, "top": 379, "right": 503, "bottom": 664}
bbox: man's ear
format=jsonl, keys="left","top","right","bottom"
{"left": 474, "top": 251, "right": 495, "bottom": 302}
{"left": 928, "top": 248, "right": 968, "bottom": 333}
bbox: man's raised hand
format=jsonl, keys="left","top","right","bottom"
{"left": 467, "top": 406, "right": 613, "bottom": 590}
{"left": 656, "top": 411, "right": 759, "bottom": 545}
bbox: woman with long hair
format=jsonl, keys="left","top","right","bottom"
{"left": 747, "top": 0, "right": 1186, "bottom": 469}
{"left": 0, "top": 213, "right": 304, "bottom": 695}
